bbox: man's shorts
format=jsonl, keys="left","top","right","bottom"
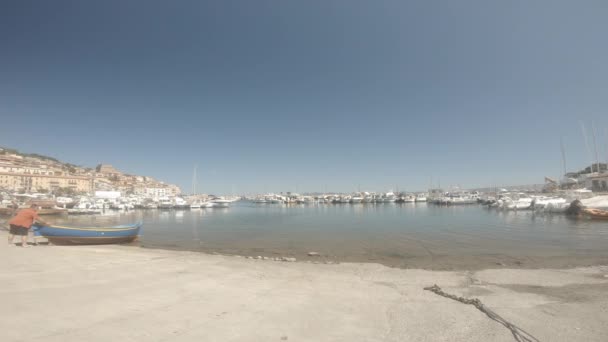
{"left": 9, "top": 224, "right": 29, "bottom": 236}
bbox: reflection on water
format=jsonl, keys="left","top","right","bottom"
{"left": 49, "top": 202, "right": 608, "bottom": 264}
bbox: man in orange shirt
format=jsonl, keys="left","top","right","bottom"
{"left": 8, "top": 204, "right": 50, "bottom": 248}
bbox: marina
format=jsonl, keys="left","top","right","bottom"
{"left": 12, "top": 199, "right": 605, "bottom": 270}
{"left": 3, "top": 2, "right": 608, "bottom": 341}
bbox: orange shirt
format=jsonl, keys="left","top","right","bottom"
{"left": 8, "top": 208, "right": 39, "bottom": 229}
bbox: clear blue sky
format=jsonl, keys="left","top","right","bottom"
{"left": 1, "top": 1, "right": 607, "bottom": 194}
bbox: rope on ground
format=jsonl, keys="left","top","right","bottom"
{"left": 424, "top": 284, "right": 540, "bottom": 342}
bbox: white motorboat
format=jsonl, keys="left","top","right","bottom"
{"left": 533, "top": 197, "right": 567, "bottom": 211}
{"left": 580, "top": 195, "right": 608, "bottom": 210}
{"left": 362, "top": 195, "right": 374, "bottom": 203}
{"left": 350, "top": 195, "right": 363, "bottom": 204}
{"left": 158, "top": 198, "right": 173, "bottom": 209}
{"left": 145, "top": 202, "right": 158, "bottom": 209}
{"left": 174, "top": 197, "right": 190, "bottom": 209}
{"left": 402, "top": 195, "right": 416, "bottom": 203}
{"left": 209, "top": 198, "right": 231, "bottom": 208}
{"left": 415, "top": 195, "right": 427, "bottom": 202}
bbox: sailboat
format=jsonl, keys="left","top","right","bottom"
{"left": 189, "top": 164, "right": 201, "bottom": 209}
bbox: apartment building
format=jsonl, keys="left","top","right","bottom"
{"left": 0, "top": 172, "right": 93, "bottom": 193}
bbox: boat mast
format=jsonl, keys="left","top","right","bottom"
{"left": 591, "top": 121, "right": 600, "bottom": 173}
{"left": 579, "top": 121, "right": 594, "bottom": 172}
{"left": 192, "top": 164, "right": 198, "bottom": 195}
{"left": 560, "top": 136, "right": 567, "bottom": 176}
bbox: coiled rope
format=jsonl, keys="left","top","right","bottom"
{"left": 424, "top": 284, "right": 540, "bottom": 342}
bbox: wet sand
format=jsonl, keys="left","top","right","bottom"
{"left": 2, "top": 230, "right": 607, "bottom": 342}
{"left": 141, "top": 241, "right": 608, "bottom": 271}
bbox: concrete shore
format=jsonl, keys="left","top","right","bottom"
{"left": 2, "top": 232, "right": 607, "bottom": 341}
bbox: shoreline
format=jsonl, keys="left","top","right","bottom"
{"left": 4, "top": 223, "right": 608, "bottom": 271}
{"left": 140, "top": 243, "right": 608, "bottom": 271}
{"left": 2, "top": 230, "right": 608, "bottom": 341}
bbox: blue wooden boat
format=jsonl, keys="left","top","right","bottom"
{"left": 32, "top": 222, "right": 142, "bottom": 245}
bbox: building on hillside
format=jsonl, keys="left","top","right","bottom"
{"left": 166, "top": 184, "right": 181, "bottom": 196}
{"left": 93, "top": 177, "right": 114, "bottom": 191}
{"left": 95, "top": 164, "right": 121, "bottom": 177}
{"left": 0, "top": 162, "right": 57, "bottom": 175}
{"left": 0, "top": 172, "right": 93, "bottom": 193}
{"left": 144, "top": 187, "right": 170, "bottom": 198}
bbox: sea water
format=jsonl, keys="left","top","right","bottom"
{"left": 51, "top": 201, "right": 608, "bottom": 268}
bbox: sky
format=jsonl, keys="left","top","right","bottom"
{"left": 1, "top": 1, "right": 608, "bottom": 194}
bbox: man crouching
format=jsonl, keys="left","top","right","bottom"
{"left": 8, "top": 204, "right": 50, "bottom": 248}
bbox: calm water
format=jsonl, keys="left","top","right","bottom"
{"left": 52, "top": 201, "right": 608, "bottom": 268}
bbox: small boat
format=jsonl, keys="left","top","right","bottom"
{"left": 582, "top": 208, "right": 608, "bottom": 220}
{"left": 33, "top": 222, "right": 142, "bottom": 245}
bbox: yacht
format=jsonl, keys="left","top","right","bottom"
{"left": 415, "top": 194, "right": 427, "bottom": 202}
{"left": 201, "top": 201, "right": 216, "bottom": 208}
{"left": 401, "top": 195, "right": 416, "bottom": 203}
{"left": 145, "top": 202, "right": 158, "bottom": 209}
{"left": 174, "top": 197, "right": 190, "bottom": 209}
{"left": 210, "top": 198, "right": 231, "bottom": 208}
{"left": 350, "top": 194, "right": 363, "bottom": 203}
{"left": 158, "top": 197, "right": 173, "bottom": 209}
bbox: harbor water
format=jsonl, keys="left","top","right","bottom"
{"left": 50, "top": 202, "right": 608, "bottom": 269}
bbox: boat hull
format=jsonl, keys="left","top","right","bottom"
{"left": 33, "top": 223, "right": 142, "bottom": 245}
{"left": 582, "top": 208, "right": 608, "bottom": 220}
